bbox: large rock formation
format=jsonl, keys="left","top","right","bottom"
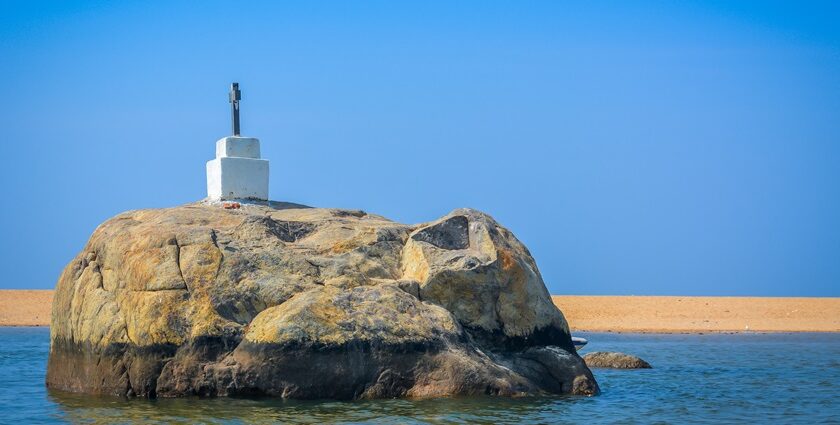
{"left": 46, "top": 202, "right": 598, "bottom": 399}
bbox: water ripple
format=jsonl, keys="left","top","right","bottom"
{"left": 1, "top": 328, "right": 838, "bottom": 424}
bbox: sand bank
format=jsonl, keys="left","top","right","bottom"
{"left": 0, "top": 290, "right": 837, "bottom": 332}
{"left": 0, "top": 290, "right": 53, "bottom": 327}
{"left": 553, "top": 295, "right": 840, "bottom": 333}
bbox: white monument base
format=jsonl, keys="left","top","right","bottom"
{"left": 206, "top": 136, "right": 269, "bottom": 201}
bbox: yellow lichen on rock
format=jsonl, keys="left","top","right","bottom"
{"left": 245, "top": 285, "right": 460, "bottom": 346}
{"left": 399, "top": 240, "right": 429, "bottom": 283}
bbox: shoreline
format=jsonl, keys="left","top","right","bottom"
{"left": 0, "top": 290, "right": 53, "bottom": 327}
{"left": 1, "top": 290, "right": 838, "bottom": 333}
{"left": 553, "top": 295, "right": 840, "bottom": 333}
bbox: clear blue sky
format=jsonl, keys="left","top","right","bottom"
{"left": 1, "top": 1, "right": 838, "bottom": 295}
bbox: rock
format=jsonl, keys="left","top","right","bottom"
{"left": 401, "top": 209, "right": 570, "bottom": 348}
{"left": 582, "top": 352, "right": 652, "bottom": 369}
{"left": 46, "top": 201, "right": 597, "bottom": 399}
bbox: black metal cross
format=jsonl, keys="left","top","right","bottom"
{"left": 229, "top": 82, "right": 241, "bottom": 136}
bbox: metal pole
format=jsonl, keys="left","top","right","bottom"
{"left": 230, "top": 82, "right": 241, "bottom": 136}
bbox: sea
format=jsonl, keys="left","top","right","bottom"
{"left": 0, "top": 328, "right": 837, "bottom": 424}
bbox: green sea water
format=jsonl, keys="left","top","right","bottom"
{"left": 1, "top": 328, "right": 837, "bottom": 424}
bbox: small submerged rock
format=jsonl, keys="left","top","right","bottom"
{"left": 583, "top": 352, "right": 652, "bottom": 369}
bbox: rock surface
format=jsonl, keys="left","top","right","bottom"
{"left": 583, "top": 352, "right": 652, "bottom": 369}
{"left": 46, "top": 201, "right": 598, "bottom": 399}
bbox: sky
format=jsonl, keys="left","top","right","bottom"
{"left": 0, "top": 1, "right": 838, "bottom": 295}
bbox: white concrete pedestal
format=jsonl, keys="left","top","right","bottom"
{"left": 206, "top": 136, "right": 269, "bottom": 201}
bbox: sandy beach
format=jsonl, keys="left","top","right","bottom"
{"left": 0, "top": 290, "right": 837, "bottom": 332}
{"left": 0, "top": 290, "right": 54, "bottom": 327}
{"left": 553, "top": 295, "right": 840, "bottom": 333}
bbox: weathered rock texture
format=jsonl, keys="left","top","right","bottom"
{"left": 583, "top": 352, "right": 652, "bottom": 369}
{"left": 47, "top": 202, "right": 597, "bottom": 399}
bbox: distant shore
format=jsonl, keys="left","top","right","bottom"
{"left": 0, "top": 290, "right": 53, "bottom": 327}
{"left": 553, "top": 295, "right": 840, "bottom": 333}
{"left": 1, "top": 290, "right": 837, "bottom": 332}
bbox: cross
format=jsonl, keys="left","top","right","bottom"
{"left": 229, "top": 82, "right": 241, "bottom": 136}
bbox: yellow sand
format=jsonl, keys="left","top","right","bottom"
{"left": 0, "top": 290, "right": 838, "bottom": 332}
{"left": 553, "top": 295, "right": 840, "bottom": 333}
{"left": 0, "top": 290, "right": 53, "bottom": 327}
